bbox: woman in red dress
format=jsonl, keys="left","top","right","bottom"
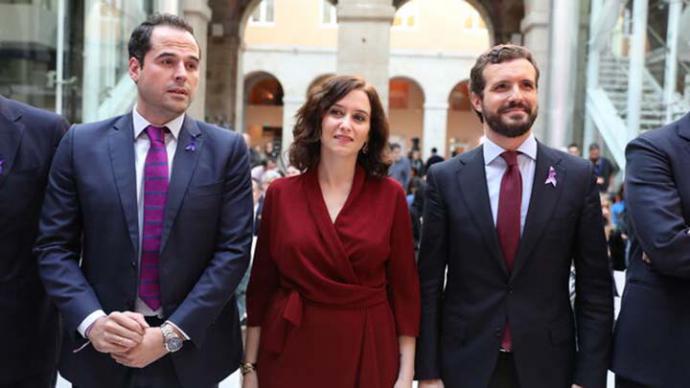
{"left": 242, "top": 75, "right": 420, "bottom": 388}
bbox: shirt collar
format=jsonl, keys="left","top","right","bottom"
{"left": 483, "top": 133, "right": 537, "bottom": 165}
{"left": 132, "top": 105, "right": 184, "bottom": 140}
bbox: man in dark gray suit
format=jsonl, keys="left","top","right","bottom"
{"left": 0, "top": 96, "right": 68, "bottom": 388}
{"left": 35, "top": 14, "right": 253, "bottom": 388}
{"left": 415, "top": 45, "right": 613, "bottom": 388}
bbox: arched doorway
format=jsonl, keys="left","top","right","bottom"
{"left": 244, "top": 72, "right": 284, "bottom": 157}
{"left": 388, "top": 77, "right": 425, "bottom": 153}
{"left": 447, "top": 80, "right": 483, "bottom": 155}
{"left": 389, "top": 0, "right": 491, "bottom": 158}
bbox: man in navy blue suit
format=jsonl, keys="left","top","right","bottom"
{"left": 35, "top": 14, "right": 253, "bottom": 388}
{"left": 415, "top": 45, "right": 613, "bottom": 388}
{"left": 611, "top": 114, "right": 690, "bottom": 388}
{"left": 0, "top": 96, "right": 68, "bottom": 388}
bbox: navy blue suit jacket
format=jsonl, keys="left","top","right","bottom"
{"left": 612, "top": 113, "right": 690, "bottom": 387}
{"left": 0, "top": 96, "right": 67, "bottom": 384}
{"left": 415, "top": 142, "right": 613, "bottom": 388}
{"left": 35, "top": 113, "right": 253, "bottom": 387}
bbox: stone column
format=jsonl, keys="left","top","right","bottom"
{"left": 584, "top": 0, "right": 603, "bottom": 155}
{"left": 627, "top": 0, "right": 648, "bottom": 139}
{"left": 664, "top": 0, "right": 682, "bottom": 122}
{"left": 336, "top": 0, "right": 395, "bottom": 110}
{"left": 546, "top": 0, "right": 580, "bottom": 149}
{"left": 281, "top": 95, "right": 305, "bottom": 163}
{"left": 422, "top": 102, "right": 449, "bottom": 159}
{"left": 520, "top": 0, "right": 550, "bottom": 142}
{"left": 182, "top": 0, "right": 212, "bottom": 121}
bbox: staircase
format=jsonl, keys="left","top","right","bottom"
{"left": 598, "top": 52, "right": 687, "bottom": 133}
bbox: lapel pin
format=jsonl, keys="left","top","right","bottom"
{"left": 544, "top": 166, "right": 557, "bottom": 187}
{"left": 185, "top": 134, "right": 199, "bottom": 152}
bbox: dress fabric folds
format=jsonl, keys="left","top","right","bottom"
{"left": 246, "top": 166, "right": 420, "bottom": 388}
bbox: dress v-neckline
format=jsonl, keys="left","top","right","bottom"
{"left": 311, "top": 165, "right": 365, "bottom": 226}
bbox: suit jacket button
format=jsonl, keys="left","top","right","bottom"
{"left": 495, "top": 328, "right": 502, "bottom": 337}
{"left": 131, "top": 261, "right": 136, "bottom": 268}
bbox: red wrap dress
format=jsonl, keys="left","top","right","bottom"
{"left": 246, "top": 166, "right": 420, "bottom": 388}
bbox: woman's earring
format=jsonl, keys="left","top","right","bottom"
{"left": 361, "top": 142, "right": 368, "bottom": 154}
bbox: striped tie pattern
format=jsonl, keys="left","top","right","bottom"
{"left": 139, "top": 125, "right": 168, "bottom": 311}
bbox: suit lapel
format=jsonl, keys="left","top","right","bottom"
{"left": 109, "top": 114, "right": 139, "bottom": 255}
{"left": 511, "top": 142, "right": 565, "bottom": 281}
{"left": 0, "top": 97, "right": 25, "bottom": 189}
{"left": 160, "top": 116, "right": 203, "bottom": 250}
{"left": 457, "top": 147, "right": 508, "bottom": 275}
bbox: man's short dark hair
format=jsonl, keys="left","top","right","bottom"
{"left": 469, "top": 45, "right": 540, "bottom": 121}
{"left": 568, "top": 143, "right": 579, "bottom": 149}
{"left": 470, "top": 45, "right": 540, "bottom": 97}
{"left": 431, "top": 147, "right": 438, "bottom": 154}
{"left": 390, "top": 143, "right": 401, "bottom": 151}
{"left": 589, "top": 143, "right": 601, "bottom": 151}
{"left": 128, "top": 13, "right": 196, "bottom": 67}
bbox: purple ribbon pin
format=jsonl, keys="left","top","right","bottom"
{"left": 544, "top": 166, "right": 557, "bottom": 187}
{"left": 185, "top": 135, "right": 199, "bottom": 152}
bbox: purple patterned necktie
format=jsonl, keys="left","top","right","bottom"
{"left": 139, "top": 125, "right": 168, "bottom": 311}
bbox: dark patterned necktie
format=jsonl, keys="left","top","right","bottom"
{"left": 138, "top": 125, "right": 168, "bottom": 310}
{"left": 496, "top": 150, "right": 522, "bottom": 351}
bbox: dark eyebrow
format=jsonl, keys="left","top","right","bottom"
{"left": 332, "top": 103, "right": 370, "bottom": 115}
{"left": 155, "top": 52, "right": 200, "bottom": 63}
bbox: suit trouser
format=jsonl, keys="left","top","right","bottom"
{"left": 0, "top": 371, "right": 56, "bottom": 388}
{"left": 488, "top": 352, "right": 521, "bottom": 388}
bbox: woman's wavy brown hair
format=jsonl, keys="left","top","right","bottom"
{"left": 289, "top": 75, "right": 391, "bottom": 177}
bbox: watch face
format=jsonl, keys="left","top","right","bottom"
{"left": 166, "top": 336, "right": 183, "bottom": 352}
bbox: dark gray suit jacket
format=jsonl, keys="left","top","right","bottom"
{"left": 35, "top": 113, "right": 253, "bottom": 388}
{"left": 415, "top": 142, "right": 613, "bottom": 388}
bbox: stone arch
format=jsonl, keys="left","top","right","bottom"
{"left": 446, "top": 79, "right": 482, "bottom": 155}
{"left": 243, "top": 71, "right": 285, "bottom": 155}
{"left": 393, "top": 0, "right": 496, "bottom": 46}
{"left": 388, "top": 76, "right": 425, "bottom": 152}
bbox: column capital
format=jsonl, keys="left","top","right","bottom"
{"left": 337, "top": 2, "right": 396, "bottom": 23}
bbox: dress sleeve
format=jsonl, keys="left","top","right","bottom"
{"left": 246, "top": 185, "right": 281, "bottom": 326}
{"left": 386, "top": 185, "right": 421, "bottom": 337}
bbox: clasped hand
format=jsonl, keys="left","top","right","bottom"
{"left": 87, "top": 311, "right": 167, "bottom": 368}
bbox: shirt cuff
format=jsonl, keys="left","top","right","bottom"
{"left": 77, "top": 310, "right": 106, "bottom": 338}
{"left": 165, "top": 320, "right": 190, "bottom": 341}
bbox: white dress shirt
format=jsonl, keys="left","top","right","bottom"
{"left": 483, "top": 134, "right": 537, "bottom": 234}
{"left": 77, "top": 108, "right": 185, "bottom": 338}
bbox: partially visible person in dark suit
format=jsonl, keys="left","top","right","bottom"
{"left": 567, "top": 143, "right": 581, "bottom": 157}
{"left": 611, "top": 113, "right": 690, "bottom": 388}
{"left": 0, "top": 96, "right": 68, "bottom": 388}
{"left": 589, "top": 143, "right": 616, "bottom": 192}
{"left": 410, "top": 149, "right": 425, "bottom": 177}
{"left": 415, "top": 44, "right": 613, "bottom": 388}
{"left": 424, "top": 147, "right": 444, "bottom": 171}
{"left": 35, "top": 14, "right": 253, "bottom": 388}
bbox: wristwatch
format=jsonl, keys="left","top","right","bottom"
{"left": 160, "top": 322, "right": 184, "bottom": 353}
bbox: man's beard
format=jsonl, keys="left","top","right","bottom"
{"left": 483, "top": 100, "right": 538, "bottom": 138}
